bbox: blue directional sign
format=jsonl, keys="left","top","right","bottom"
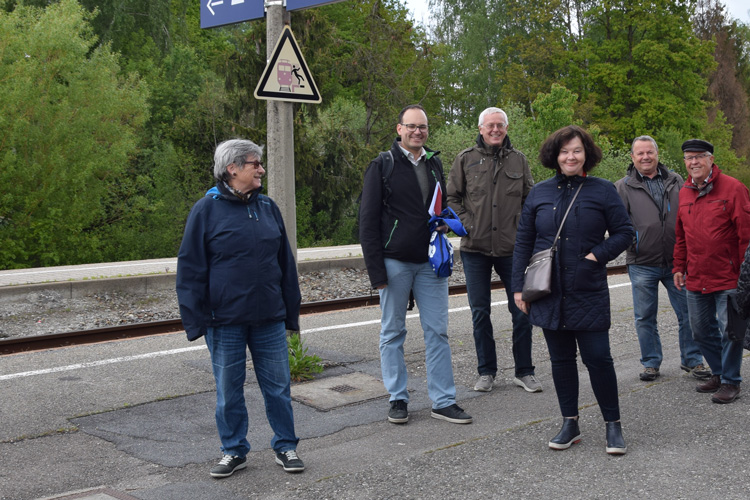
{"left": 286, "top": 0, "right": 346, "bottom": 11}
{"left": 201, "top": 0, "right": 265, "bottom": 29}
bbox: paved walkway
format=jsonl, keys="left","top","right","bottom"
{"left": 2, "top": 276, "right": 749, "bottom": 499}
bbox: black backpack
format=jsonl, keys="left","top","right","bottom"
{"left": 357, "top": 150, "right": 395, "bottom": 209}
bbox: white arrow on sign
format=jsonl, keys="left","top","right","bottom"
{"left": 207, "top": 0, "right": 245, "bottom": 16}
{"left": 206, "top": 0, "right": 223, "bottom": 16}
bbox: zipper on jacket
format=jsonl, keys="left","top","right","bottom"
{"left": 385, "top": 219, "right": 399, "bottom": 248}
{"left": 246, "top": 206, "right": 259, "bottom": 221}
{"left": 635, "top": 230, "right": 639, "bottom": 255}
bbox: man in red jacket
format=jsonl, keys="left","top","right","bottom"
{"left": 673, "top": 139, "right": 750, "bottom": 404}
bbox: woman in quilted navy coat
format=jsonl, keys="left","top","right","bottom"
{"left": 512, "top": 126, "right": 633, "bottom": 455}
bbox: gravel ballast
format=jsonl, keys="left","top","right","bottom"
{"left": 0, "top": 263, "right": 469, "bottom": 340}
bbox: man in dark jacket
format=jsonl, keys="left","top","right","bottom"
{"left": 615, "top": 136, "right": 707, "bottom": 382}
{"left": 359, "top": 104, "right": 471, "bottom": 425}
{"left": 447, "top": 107, "right": 540, "bottom": 394}
{"left": 673, "top": 139, "right": 750, "bottom": 404}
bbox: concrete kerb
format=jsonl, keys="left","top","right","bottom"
{"left": 0, "top": 257, "right": 370, "bottom": 304}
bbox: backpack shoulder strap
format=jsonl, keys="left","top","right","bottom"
{"left": 379, "top": 151, "right": 395, "bottom": 208}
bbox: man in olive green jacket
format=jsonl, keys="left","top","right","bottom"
{"left": 447, "top": 107, "right": 539, "bottom": 394}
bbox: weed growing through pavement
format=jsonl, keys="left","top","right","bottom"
{"left": 288, "top": 332, "right": 323, "bottom": 382}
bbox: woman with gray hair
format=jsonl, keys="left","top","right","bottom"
{"left": 176, "top": 138, "right": 304, "bottom": 478}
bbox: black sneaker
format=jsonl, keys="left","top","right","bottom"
{"left": 388, "top": 400, "right": 409, "bottom": 424}
{"left": 210, "top": 454, "right": 247, "bottom": 478}
{"left": 431, "top": 404, "right": 473, "bottom": 424}
{"left": 275, "top": 450, "right": 305, "bottom": 473}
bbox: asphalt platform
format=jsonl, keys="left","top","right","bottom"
{"left": 1, "top": 248, "right": 749, "bottom": 499}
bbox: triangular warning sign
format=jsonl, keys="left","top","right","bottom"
{"left": 255, "top": 26, "right": 322, "bottom": 104}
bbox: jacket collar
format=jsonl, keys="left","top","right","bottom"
{"left": 392, "top": 137, "right": 440, "bottom": 161}
{"left": 685, "top": 164, "right": 720, "bottom": 197}
{"left": 625, "top": 162, "right": 670, "bottom": 183}
{"left": 475, "top": 133, "right": 513, "bottom": 156}
{"left": 207, "top": 182, "right": 260, "bottom": 204}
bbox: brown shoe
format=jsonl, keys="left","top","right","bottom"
{"left": 639, "top": 367, "right": 660, "bottom": 381}
{"left": 711, "top": 384, "right": 741, "bottom": 404}
{"left": 696, "top": 374, "right": 721, "bottom": 393}
{"left": 681, "top": 363, "right": 711, "bottom": 379}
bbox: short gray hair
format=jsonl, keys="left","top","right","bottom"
{"left": 478, "top": 107, "right": 508, "bottom": 127}
{"left": 631, "top": 135, "right": 659, "bottom": 154}
{"left": 213, "top": 139, "right": 264, "bottom": 181}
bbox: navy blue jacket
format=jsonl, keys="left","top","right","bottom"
{"left": 176, "top": 184, "right": 301, "bottom": 341}
{"left": 512, "top": 174, "right": 633, "bottom": 331}
{"left": 359, "top": 138, "right": 446, "bottom": 288}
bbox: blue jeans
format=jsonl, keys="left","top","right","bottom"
{"left": 461, "top": 251, "right": 535, "bottom": 377}
{"left": 205, "top": 321, "right": 299, "bottom": 457}
{"left": 543, "top": 329, "right": 620, "bottom": 422}
{"left": 628, "top": 265, "right": 703, "bottom": 369}
{"left": 379, "top": 258, "right": 457, "bottom": 409}
{"left": 686, "top": 289, "right": 743, "bottom": 385}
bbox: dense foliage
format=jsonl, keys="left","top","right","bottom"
{"left": 1, "top": 0, "right": 748, "bottom": 268}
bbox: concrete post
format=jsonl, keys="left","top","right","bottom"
{"left": 265, "top": 2, "right": 297, "bottom": 261}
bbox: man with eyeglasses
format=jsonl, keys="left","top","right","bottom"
{"left": 446, "top": 107, "right": 540, "bottom": 394}
{"left": 673, "top": 139, "right": 750, "bottom": 404}
{"left": 360, "top": 104, "right": 472, "bottom": 425}
{"left": 615, "top": 136, "right": 708, "bottom": 383}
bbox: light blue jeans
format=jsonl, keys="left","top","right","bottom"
{"left": 205, "top": 321, "right": 299, "bottom": 458}
{"left": 686, "top": 289, "right": 743, "bottom": 386}
{"left": 628, "top": 265, "right": 703, "bottom": 369}
{"left": 379, "top": 258, "right": 457, "bottom": 409}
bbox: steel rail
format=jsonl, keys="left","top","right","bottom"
{"left": 0, "top": 264, "right": 627, "bottom": 355}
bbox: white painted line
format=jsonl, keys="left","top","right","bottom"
{"left": 0, "top": 345, "right": 206, "bottom": 381}
{"left": 1, "top": 282, "right": 632, "bottom": 380}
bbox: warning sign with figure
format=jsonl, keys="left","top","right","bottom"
{"left": 255, "top": 26, "right": 321, "bottom": 103}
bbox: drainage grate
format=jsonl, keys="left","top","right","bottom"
{"left": 291, "top": 372, "right": 389, "bottom": 410}
{"left": 330, "top": 384, "right": 358, "bottom": 393}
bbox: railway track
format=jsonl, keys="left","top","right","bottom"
{"left": 0, "top": 265, "right": 627, "bottom": 355}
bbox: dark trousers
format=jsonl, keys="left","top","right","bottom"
{"left": 462, "top": 251, "right": 535, "bottom": 377}
{"left": 543, "top": 328, "right": 621, "bottom": 422}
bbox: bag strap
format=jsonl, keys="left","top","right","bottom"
{"left": 379, "top": 151, "right": 394, "bottom": 208}
{"left": 551, "top": 181, "right": 584, "bottom": 250}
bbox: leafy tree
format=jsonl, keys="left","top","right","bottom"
{"left": 0, "top": 0, "right": 148, "bottom": 268}
{"left": 429, "top": 123, "right": 477, "bottom": 176}
{"left": 290, "top": 0, "right": 439, "bottom": 245}
{"left": 306, "top": 0, "right": 439, "bottom": 147}
{"left": 431, "top": 0, "right": 573, "bottom": 124}
{"left": 695, "top": 0, "right": 750, "bottom": 163}
{"left": 295, "top": 97, "right": 373, "bottom": 246}
{"left": 579, "top": 0, "right": 716, "bottom": 144}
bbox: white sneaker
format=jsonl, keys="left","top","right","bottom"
{"left": 474, "top": 374, "right": 494, "bottom": 392}
{"left": 514, "top": 374, "right": 542, "bottom": 393}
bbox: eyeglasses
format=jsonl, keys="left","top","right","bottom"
{"left": 400, "top": 123, "right": 429, "bottom": 132}
{"left": 683, "top": 153, "right": 711, "bottom": 161}
{"left": 243, "top": 160, "right": 263, "bottom": 169}
{"left": 481, "top": 123, "right": 507, "bottom": 130}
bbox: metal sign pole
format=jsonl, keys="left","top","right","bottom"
{"left": 265, "top": 1, "right": 297, "bottom": 262}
